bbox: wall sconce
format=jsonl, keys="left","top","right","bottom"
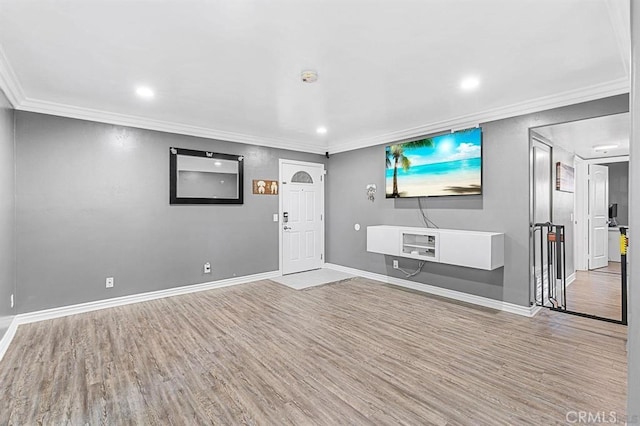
{"left": 366, "top": 184, "right": 377, "bottom": 202}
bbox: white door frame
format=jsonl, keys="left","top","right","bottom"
{"left": 575, "top": 155, "right": 629, "bottom": 270}
{"left": 574, "top": 157, "right": 588, "bottom": 271}
{"left": 278, "top": 159, "right": 325, "bottom": 275}
{"left": 529, "top": 135, "right": 553, "bottom": 306}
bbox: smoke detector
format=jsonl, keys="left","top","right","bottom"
{"left": 301, "top": 70, "right": 318, "bottom": 83}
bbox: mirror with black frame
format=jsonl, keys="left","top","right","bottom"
{"left": 170, "top": 147, "right": 244, "bottom": 204}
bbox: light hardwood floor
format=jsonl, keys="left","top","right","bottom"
{"left": 0, "top": 277, "right": 627, "bottom": 425}
{"left": 566, "top": 262, "right": 625, "bottom": 320}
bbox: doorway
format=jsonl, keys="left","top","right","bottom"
{"left": 279, "top": 159, "right": 325, "bottom": 275}
{"left": 529, "top": 112, "right": 630, "bottom": 323}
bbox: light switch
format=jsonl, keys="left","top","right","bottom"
{"left": 273, "top": 213, "right": 279, "bottom": 222}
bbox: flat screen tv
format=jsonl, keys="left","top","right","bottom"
{"left": 385, "top": 127, "right": 482, "bottom": 198}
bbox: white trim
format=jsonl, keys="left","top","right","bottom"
{"left": 279, "top": 161, "right": 283, "bottom": 275}
{"left": 17, "top": 98, "right": 326, "bottom": 155}
{"left": 0, "top": 43, "right": 25, "bottom": 107}
{"left": 575, "top": 158, "right": 589, "bottom": 271}
{"left": 0, "top": 267, "right": 578, "bottom": 362}
{"left": 0, "top": 42, "right": 628, "bottom": 156}
{"left": 324, "top": 263, "right": 536, "bottom": 317}
{"left": 327, "top": 78, "right": 629, "bottom": 154}
{"left": 0, "top": 317, "right": 18, "bottom": 362}
{"left": 15, "top": 270, "right": 279, "bottom": 326}
{"left": 529, "top": 305, "right": 543, "bottom": 317}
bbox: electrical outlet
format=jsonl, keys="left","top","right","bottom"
{"left": 393, "top": 260, "right": 399, "bottom": 269}
{"left": 106, "top": 277, "right": 114, "bottom": 288}
{"left": 204, "top": 262, "right": 211, "bottom": 274}
{"left": 10, "top": 294, "right": 14, "bottom": 308}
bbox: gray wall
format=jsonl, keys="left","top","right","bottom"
{"left": 628, "top": 1, "right": 639, "bottom": 420}
{"left": 552, "top": 145, "right": 576, "bottom": 276}
{"left": 0, "top": 90, "right": 15, "bottom": 340}
{"left": 326, "top": 94, "right": 629, "bottom": 307}
{"left": 15, "top": 112, "right": 324, "bottom": 313}
{"left": 605, "top": 162, "right": 629, "bottom": 226}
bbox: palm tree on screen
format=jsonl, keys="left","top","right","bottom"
{"left": 386, "top": 138, "right": 434, "bottom": 197}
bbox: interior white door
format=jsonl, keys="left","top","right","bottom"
{"left": 280, "top": 161, "right": 324, "bottom": 275}
{"left": 532, "top": 140, "right": 552, "bottom": 304}
{"left": 588, "top": 164, "right": 609, "bottom": 270}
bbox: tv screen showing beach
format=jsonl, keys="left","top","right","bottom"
{"left": 385, "top": 128, "right": 482, "bottom": 198}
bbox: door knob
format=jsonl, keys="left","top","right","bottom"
{"left": 284, "top": 226, "right": 291, "bottom": 230}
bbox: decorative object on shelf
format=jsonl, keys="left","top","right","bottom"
{"left": 252, "top": 179, "right": 278, "bottom": 195}
{"left": 170, "top": 147, "right": 244, "bottom": 205}
{"left": 555, "top": 162, "right": 575, "bottom": 193}
{"left": 366, "top": 184, "right": 377, "bottom": 202}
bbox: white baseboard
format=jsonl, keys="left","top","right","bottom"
{"left": 567, "top": 272, "right": 576, "bottom": 287}
{"left": 3, "top": 264, "right": 540, "bottom": 362}
{"left": 324, "top": 263, "right": 535, "bottom": 317}
{"left": 16, "top": 270, "right": 280, "bottom": 326}
{"left": 0, "top": 317, "right": 18, "bottom": 363}
{"left": 529, "top": 305, "right": 543, "bottom": 317}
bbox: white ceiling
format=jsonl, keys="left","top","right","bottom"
{"left": 0, "top": 0, "right": 630, "bottom": 154}
{"left": 533, "top": 112, "right": 630, "bottom": 159}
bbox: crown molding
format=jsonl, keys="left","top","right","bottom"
{"left": 17, "top": 98, "right": 327, "bottom": 154}
{"left": 1, "top": 35, "right": 629, "bottom": 157}
{"left": 0, "top": 43, "right": 25, "bottom": 107}
{"left": 0, "top": 43, "right": 325, "bottom": 154}
{"left": 327, "top": 77, "right": 630, "bottom": 154}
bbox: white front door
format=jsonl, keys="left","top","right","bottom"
{"left": 280, "top": 160, "right": 324, "bottom": 275}
{"left": 589, "top": 164, "right": 609, "bottom": 269}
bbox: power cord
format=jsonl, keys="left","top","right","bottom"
{"left": 397, "top": 261, "right": 426, "bottom": 278}
{"left": 417, "top": 197, "right": 439, "bottom": 228}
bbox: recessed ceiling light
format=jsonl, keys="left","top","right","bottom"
{"left": 460, "top": 77, "right": 480, "bottom": 91}
{"left": 593, "top": 144, "right": 619, "bottom": 151}
{"left": 214, "top": 161, "right": 222, "bottom": 166}
{"left": 317, "top": 127, "right": 328, "bottom": 134}
{"left": 135, "top": 86, "right": 155, "bottom": 99}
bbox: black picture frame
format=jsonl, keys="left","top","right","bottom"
{"left": 170, "top": 147, "right": 244, "bottom": 205}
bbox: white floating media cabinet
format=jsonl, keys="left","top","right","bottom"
{"left": 367, "top": 225, "right": 504, "bottom": 270}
